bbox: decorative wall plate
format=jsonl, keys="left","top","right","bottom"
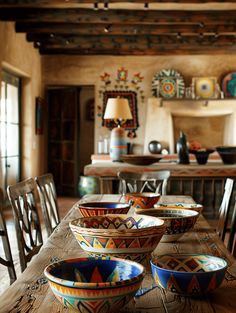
{"left": 222, "top": 72, "right": 236, "bottom": 97}
{"left": 193, "top": 77, "right": 218, "bottom": 99}
{"left": 152, "top": 69, "right": 185, "bottom": 98}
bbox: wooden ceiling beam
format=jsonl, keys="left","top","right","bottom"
{"left": 15, "top": 22, "right": 236, "bottom": 35}
{"left": 1, "top": 8, "right": 236, "bottom": 24}
{"left": 1, "top": 0, "right": 236, "bottom": 5}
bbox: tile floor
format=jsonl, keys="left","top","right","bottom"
{"left": 0, "top": 196, "right": 79, "bottom": 297}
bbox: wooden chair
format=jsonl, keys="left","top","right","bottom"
{"left": 216, "top": 178, "right": 234, "bottom": 243}
{"left": 118, "top": 170, "right": 171, "bottom": 195}
{"left": 227, "top": 195, "right": 236, "bottom": 257}
{"left": 7, "top": 178, "right": 43, "bottom": 272}
{"left": 0, "top": 189, "right": 17, "bottom": 284}
{"left": 35, "top": 173, "right": 60, "bottom": 237}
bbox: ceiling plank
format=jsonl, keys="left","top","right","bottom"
{"left": 15, "top": 22, "right": 236, "bottom": 35}
{"left": 1, "top": 8, "right": 236, "bottom": 25}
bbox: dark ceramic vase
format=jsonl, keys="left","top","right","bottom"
{"left": 176, "top": 132, "right": 190, "bottom": 164}
{"left": 148, "top": 140, "right": 162, "bottom": 154}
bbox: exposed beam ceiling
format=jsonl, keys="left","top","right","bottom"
{"left": 0, "top": 1, "right": 236, "bottom": 55}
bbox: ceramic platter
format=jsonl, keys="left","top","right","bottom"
{"left": 222, "top": 72, "right": 236, "bottom": 97}
{"left": 152, "top": 69, "right": 185, "bottom": 98}
{"left": 193, "top": 77, "right": 218, "bottom": 99}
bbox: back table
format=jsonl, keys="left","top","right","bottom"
{"left": 1, "top": 195, "right": 236, "bottom": 313}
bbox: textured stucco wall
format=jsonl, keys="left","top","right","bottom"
{"left": 0, "top": 22, "right": 43, "bottom": 180}
{"left": 42, "top": 54, "right": 236, "bottom": 154}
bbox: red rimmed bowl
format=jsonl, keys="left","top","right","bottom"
{"left": 44, "top": 256, "right": 145, "bottom": 312}
{"left": 69, "top": 214, "right": 166, "bottom": 264}
{"left": 124, "top": 192, "right": 161, "bottom": 209}
{"left": 77, "top": 202, "right": 130, "bottom": 217}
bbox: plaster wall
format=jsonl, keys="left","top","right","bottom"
{"left": 0, "top": 22, "right": 43, "bottom": 181}
{"left": 42, "top": 54, "right": 236, "bottom": 155}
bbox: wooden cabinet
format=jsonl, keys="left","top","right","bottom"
{"left": 47, "top": 87, "right": 80, "bottom": 196}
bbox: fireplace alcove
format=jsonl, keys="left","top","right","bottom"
{"left": 144, "top": 98, "right": 236, "bottom": 154}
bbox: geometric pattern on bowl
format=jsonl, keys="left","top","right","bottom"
{"left": 124, "top": 192, "right": 161, "bottom": 209}
{"left": 136, "top": 208, "right": 199, "bottom": 242}
{"left": 44, "top": 256, "right": 145, "bottom": 313}
{"left": 151, "top": 254, "right": 227, "bottom": 296}
{"left": 77, "top": 202, "right": 130, "bottom": 217}
{"left": 154, "top": 202, "right": 203, "bottom": 214}
{"left": 70, "top": 214, "right": 166, "bottom": 263}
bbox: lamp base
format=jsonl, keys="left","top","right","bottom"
{"left": 110, "top": 126, "right": 127, "bottom": 162}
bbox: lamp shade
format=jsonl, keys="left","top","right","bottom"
{"left": 104, "top": 98, "right": 132, "bottom": 120}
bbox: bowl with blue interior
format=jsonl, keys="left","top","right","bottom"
{"left": 44, "top": 256, "right": 145, "bottom": 312}
{"left": 151, "top": 253, "right": 227, "bottom": 296}
{"left": 77, "top": 201, "right": 130, "bottom": 217}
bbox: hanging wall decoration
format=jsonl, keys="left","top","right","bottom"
{"left": 99, "top": 67, "right": 144, "bottom": 138}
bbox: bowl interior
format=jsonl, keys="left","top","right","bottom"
{"left": 216, "top": 146, "right": 236, "bottom": 153}
{"left": 125, "top": 192, "right": 160, "bottom": 199}
{"left": 154, "top": 203, "right": 203, "bottom": 213}
{"left": 71, "top": 214, "right": 164, "bottom": 230}
{"left": 79, "top": 202, "right": 130, "bottom": 209}
{"left": 152, "top": 254, "right": 227, "bottom": 273}
{"left": 45, "top": 258, "right": 143, "bottom": 285}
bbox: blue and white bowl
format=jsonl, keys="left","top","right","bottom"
{"left": 151, "top": 254, "right": 227, "bottom": 296}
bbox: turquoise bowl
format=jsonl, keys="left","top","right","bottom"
{"left": 44, "top": 256, "right": 145, "bottom": 313}
{"left": 151, "top": 254, "right": 227, "bottom": 296}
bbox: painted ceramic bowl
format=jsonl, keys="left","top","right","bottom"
{"left": 154, "top": 202, "right": 203, "bottom": 214}
{"left": 77, "top": 202, "right": 130, "bottom": 217}
{"left": 70, "top": 214, "right": 166, "bottom": 263}
{"left": 124, "top": 192, "right": 161, "bottom": 209}
{"left": 136, "top": 208, "right": 199, "bottom": 242}
{"left": 151, "top": 254, "right": 227, "bottom": 296}
{"left": 216, "top": 146, "right": 236, "bottom": 164}
{"left": 44, "top": 256, "right": 145, "bottom": 312}
{"left": 189, "top": 149, "right": 215, "bottom": 164}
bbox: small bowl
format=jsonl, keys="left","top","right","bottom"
{"left": 124, "top": 192, "right": 161, "bottom": 209}
{"left": 44, "top": 256, "right": 145, "bottom": 312}
{"left": 216, "top": 146, "right": 236, "bottom": 164}
{"left": 70, "top": 214, "right": 166, "bottom": 263}
{"left": 154, "top": 202, "right": 203, "bottom": 214}
{"left": 77, "top": 202, "right": 130, "bottom": 217}
{"left": 136, "top": 208, "right": 199, "bottom": 242}
{"left": 189, "top": 149, "right": 215, "bottom": 164}
{"left": 151, "top": 254, "right": 227, "bottom": 296}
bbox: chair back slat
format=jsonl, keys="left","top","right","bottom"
{"left": 7, "top": 178, "right": 43, "bottom": 272}
{"left": 118, "top": 171, "right": 171, "bottom": 195}
{"left": 35, "top": 173, "right": 60, "bottom": 237}
{"left": 0, "top": 188, "right": 17, "bottom": 284}
{"left": 216, "top": 178, "right": 234, "bottom": 241}
{"left": 227, "top": 196, "right": 236, "bottom": 257}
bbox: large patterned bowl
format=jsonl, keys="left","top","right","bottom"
{"left": 154, "top": 202, "right": 203, "bottom": 214}
{"left": 77, "top": 202, "right": 130, "bottom": 217}
{"left": 70, "top": 214, "right": 166, "bottom": 263}
{"left": 124, "top": 192, "right": 161, "bottom": 209}
{"left": 151, "top": 254, "right": 227, "bottom": 296}
{"left": 44, "top": 256, "right": 145, "bottom": 313}
{"left": 136, "top": 208, "right": 199, "bottom": 242}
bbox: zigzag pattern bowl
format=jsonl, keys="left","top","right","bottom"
{"left": 70, "top": 214, "right": 166, "bottom": 263}
{"left": 44, "top": 256, "right": 145, "bottom": 313}
{"left": 136, "top": 208, "right": 199, "bottom": 242}
{"left": 151, "top": 254, "right": 227, "bottom": 296}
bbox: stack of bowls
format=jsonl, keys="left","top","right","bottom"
{"left": 45, "top": 256, "right": 145, "bottom": 312}
{"left": 150, "top": 253, "right": 227, "bottom": 296}
{"left": 69, "top": 214, "right": 166, "bottom": 263}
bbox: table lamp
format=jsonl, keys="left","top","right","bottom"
{"left": 104, "top": 97, "right": 133, "bottom": 161}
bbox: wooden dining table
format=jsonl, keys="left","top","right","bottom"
{"left": 1, "top": 194, "right": 236, "bottom": 313}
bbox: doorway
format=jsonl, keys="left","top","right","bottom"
{"left": 46, "top": 85, "right": 95, "bottom": 196}
{"left": 0, "top": 71, "right": 21, "bottom": 191}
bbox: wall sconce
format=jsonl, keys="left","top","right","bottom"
{"left": 104, "top": 97, "right": 132, "bottom": 161}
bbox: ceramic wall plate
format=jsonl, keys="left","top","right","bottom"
{"left": 222, "top": 72, "right": 236, "bottom": 97}
{"left": 193, "top": 77, "right": 218, "bottom": 99}
{"left": 152, "top": 69, "right": 185, "bottom": 98}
